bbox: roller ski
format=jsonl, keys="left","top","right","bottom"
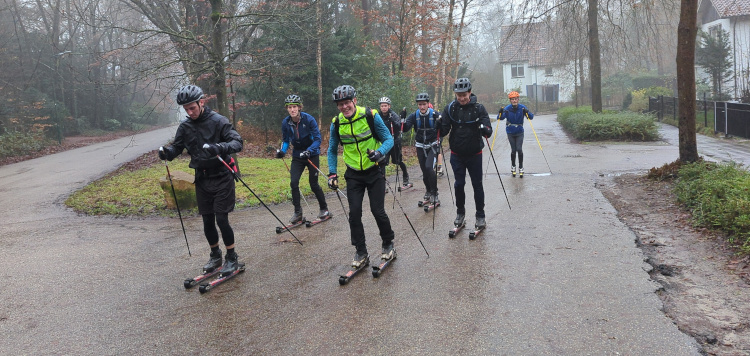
{"left": 372, "top": 244, "right": 396, "bottom": 278}
{"left": 417, "top": 193, "right": 431, "bottom": 207}
{"left": 423, "top": 194, "right": 440, "bottom": 213}
{"left": 184, "top": 250, "right": 223, "bottom": 289}
{"left": 468, "top": 217, "right": 487, "bottom": 240}
{"left": 338, "top": 253, "right": 370, "bottom": 285}
{"left": 198, "top": 251, "right": 245, "bottom": 294}
{"left": 511, "top": 165, "right": 517, "bottom": 178}
{"left": 519, "top": 167, "right": 524, "bottom": 178}
{"left": 448, "top": 213, "right": 466, "bottom": 238}
{"left": 276, "top": 210, "right": 306, "bottom": 234}
{"left": 306, "top": 209, "right": 332, "bottom": 228}
{"left": 397, "top": 182, "right": 414, "bottom": 192}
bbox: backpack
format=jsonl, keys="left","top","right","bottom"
{"left": 415, "top": 108, "right": 437, "bottom": 129}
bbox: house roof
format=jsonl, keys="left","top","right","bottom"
{"left": 707, "top": 0, "right": 750, "bottom": 17}
{"left": 497, "top": 22, "right": 561, "bottom": 67}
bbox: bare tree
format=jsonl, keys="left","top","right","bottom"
{"left": 676, "top": 0, "right": 698, "bottom": 162}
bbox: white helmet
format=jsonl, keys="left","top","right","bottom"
{"left": 379, "top": 97, "right": 391, "bottom": 105}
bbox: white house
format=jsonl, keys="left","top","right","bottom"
{"left": 697, "top": 0, "right": 750, "bottom": 99}
{"left": 497, "top": 22, "right": 578, "bottom": 103}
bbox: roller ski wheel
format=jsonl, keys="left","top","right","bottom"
{"left": 306, "top": 214, "right": 332, "bottom": 227}
{"left": 397, "top": 182, "right": 413, "bottom": 192}
{"left": 424, "top": 201, "right": 440, "bottom": 213}
{"left": 449, "top": 222, "right": 466, "bottom": 238}
{"left": 372, "top": 254, "right": 396, "bottom": 278}
{"left": 183, "top": 268, "right": 222, "bottom": 289}
{"left": 469, "top": 226, "right": 486, "bottom": 240}
{"left": 276, "top": 218, "right": 307, "bottom": 234}
{"left": 198, "top": 263, "right": 246, "bottom": 294}
{"left": 339, "top": 257, "right": 370, "bottom": 285}
{"left": 417, "top": 199, "right": 430, "bottom": 207}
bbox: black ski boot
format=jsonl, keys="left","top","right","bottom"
{"left": 423, "top": 192, "right": 431, "bottom": 201}
{"left": 511, "top": 165, "right": 517, "bottom": 177}
{"left": 381, "top": 243, "right": 395, "bottom": 260}
{"left": 203, "top": 249, "right": 222, "bottom": 273}
{"left": 220, "top": 250, "right": 240, "bottom": 277}
{"left": 454, "top": 213, "right": 465, "bottom": 227}
{"left": 289, "top": 209, "right": 303, "bottom": 224}
{"left": 430, "top": 193, "right": 440, "bottom": 205}
{"left": 318, "top": 209, "right": 331, "bottom": 219}
{"left": 437, "top": 164, "right": 444, "bottom": 177}
{"left": 352, "top": 252, "right": 369, "bottom": 268}
{"left": 519, "top": 167, "right": 524, "bottom": 178}
{"left": 403, "top": 175, "right": 410, "bottom": 185}
{"left": 476, "top": 217, "right": 487, "bottom": 229}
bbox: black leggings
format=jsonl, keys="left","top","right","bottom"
{"left": 508, "top": 133, "right": 524, "bottom": 168}
{"left": 289, "top": 155, "right": 327, "bottom": 211}
{"left": 203, "top": 213, "right": 235, "bottom": 247}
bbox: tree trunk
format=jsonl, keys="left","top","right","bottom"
{"left": 210, "top": 0, "right": 228, "bottom": 117}
{"left": 677, "top": 0, "right": 699, "bottom": 162}
{"left": 362, "top": 0, "right": 370, "bottom": 37}
{"left": 587, "top": 0, "right": 602, "bottom": 112}
{"left": 317, "top": 0, "right": 324, "bottom": 123}
{"left": 453, "top": 0, "right": 468, "bottom": 80}
{"left": 436, "top": 0, "right": 455, "bottom": 105}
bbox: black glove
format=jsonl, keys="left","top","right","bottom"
{"left": 158, "top": 147, "right": 168, "bottom": 161}
{"left": 400, "top": 108, "right": 407, "bottom": 120}
{"left": 497, "top": 108, "right": 504, "bottom": 121}
{"left": 523, "top": 108, "right": 530, "bottom": 118}
{"left": 327, "top": 173, "right": 338, "bottom": 190}
{"left": 479, "top": 124, "right": 492, "bottom": 138}
{"left": 367, "top": 149, "right": 383, "bottom": 162}
{"left": 275, "top": 150, "right": 285, "bottom": 159}
{"left": 204, "top": 143, "right": 221, "bottom": 156}
{"left": 299, "top": 150, "right": 311, "bottom": 159}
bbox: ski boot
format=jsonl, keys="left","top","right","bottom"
{"left": 425, "top": 193, "right": 440, "bottom": 212}
{"left": 307, "top": 209, "right": 332, "bottom": 227}
{"left": 418, "top": 192, "right": 431, "bottom": 207}
{"left": 373, "top": 244, "right": 396, "bottom": 278}
{"left": 449, "top": 213, "right": 466, "bottom": 238}
{"left": 219, "top": 250, "right": 240, "bottom": 277}
{"left": 203, "top": 249, "right": 223, "bottom": 273}
{"left": 519, "top": 167, "right": 524, "bottom": 178}
{"left": 339, "top": 252, "right": 370, "bottom": 285}
{"left": 318, "top": 209, "right": 331, "bottom": 219}
{"left": 470, "top": 217, "right": 487, "bottom": 240}
{"left": 352, "top": 252, "right": 369, "bottom": 268}
{"left": 289, "top": 209, "right": 304, "bottom": 224}
{"left": 403, "top": 175, "right": 410, "bottom": 185}
{"left": 437, "top": 164, "right": 444, "bottom": 177}
{"left": 511, "top": 165, "right": 517, "bottom": 177}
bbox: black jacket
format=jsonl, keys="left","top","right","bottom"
{"left": 378, "top": 109, "right": 403, "bottom": 139}
{"left": 403, "top": 108, "right": 440, "bottom": 145}
{"left": 439, "top": 94, "right": 491, "bottom": 156}
{"left": 163, "top": 107, "right": 243, "bottom": 170}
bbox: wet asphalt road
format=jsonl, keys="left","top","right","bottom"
{"left": 5, "top": 118, "right": 746, "bottom": 354}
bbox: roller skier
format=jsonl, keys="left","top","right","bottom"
{"left": 274, "top": 94, "right": 331, "bottom": 231}
{"left": 440, "top": 78, "right": 492, "bottom": 238}
{"left": 498, "top": 91, "right": 534, "bottom": 178}
{"left": 403, "top": 93, "right": 441, "bottom": 211}
{"left": 327, "top": 85, "right": 396, "bottom": 284}
{"left": 159, "top": 85, "right": 245, "bottom": 286}
{"left": 377, "top": 97, "right": 410, "bottom": 191}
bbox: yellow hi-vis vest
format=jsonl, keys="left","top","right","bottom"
{"left": 334, "top": 106, "right": 380, "bottom": 171}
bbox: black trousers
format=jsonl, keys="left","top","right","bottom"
{"left": 289, "top": 155, "right": 327, "bottom": 212}
{"left": 416, "top": 146, "right": 438, "bottom": 194}
{"left": 345, "top": 166, "right": 394, "bottom": 255}
{"left": 450, "top": 152, "right": 485, "bottom": 218}
{"left": 385, "top": 141, "right": 408, "bottom": 179}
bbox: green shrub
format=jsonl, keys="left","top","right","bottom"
{"left": 557, "top": 106, "right": 593, "bottom": 122}
{"left": 674, "top": 161, "right": 750, "bottom": 253}
{"left": 628, "top": 86, "right": 673, "bottom": 112}
{"left": 0, "top": 130, "right": 55, "bottom": 159}
{"left": 557, "top": 109, "right": 659, "bottom": 141}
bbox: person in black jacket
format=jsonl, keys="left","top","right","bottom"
{"left": 377, "top": 97, "right": 409, "bottom": 186}
{"left": 403, "top": 93, "right": 441, "bottom": 205}
{"left": 158, "top": 85, "right": 244, "bottom": 276}
{"left": 439, "top": 78, "right": 492, "bottom": 230}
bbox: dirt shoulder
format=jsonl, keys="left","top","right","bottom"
{"left": 599, "top": 174, "right": 750, "bottom": 356}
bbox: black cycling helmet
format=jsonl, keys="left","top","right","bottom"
{"left": 285, "top": 94, "right": 302, "bottom": 106}
{"left": 332, "top": 85, "right": 356, "bottom": 102}
{"left": 453, "top": 78, "right": 472, "bottom": 93}
{"left": 176, "top": 85, "right": 204, "bottom": 105}
{"left": 415, "top": 93, "right": 430, "bottom": 102}
{"left": 379, "top": 97, "right": 391, "bottom": 105}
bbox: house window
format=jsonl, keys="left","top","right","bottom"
{"left": 511, "top": 64, "right": 524, "bottom": 78}
{"left": 545, "top": 67, "right": 553, "bottom": 77}
{"left": 709, "top": 25, "right": 722, "bottom": 39}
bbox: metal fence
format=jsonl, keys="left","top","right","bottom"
{"left": 649, "top": 95, "right": 750, "bottom": 138}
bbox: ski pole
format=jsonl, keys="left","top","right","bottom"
{"left": 369, "top": 149, "right": 429, "bottom": 257}
{"left": 482, "top": 135, "right": 512, "bottom": 210}
{"left": 306, "top": 158, "right": 348, "bottom": 220}
{"left": 160, "top": 148, "right": 191, "bottom": 256}
{"left": 438, "top": 141, "right": 454, "bottom": 206}
{"left": 485, "top": 118, "right": 500, "bottom": 179}
{"left": 526, "top": 113, "right": 552, "bottom": 174}
{"left": 209, "top": 147, "right": 303, "bottom": 245}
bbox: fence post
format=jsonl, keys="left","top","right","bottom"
{"left": 703, "top": 92, "right": 707, "bottom": 128}
{"left": 724, "top": 101, "right": 729, "bottom": 137}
